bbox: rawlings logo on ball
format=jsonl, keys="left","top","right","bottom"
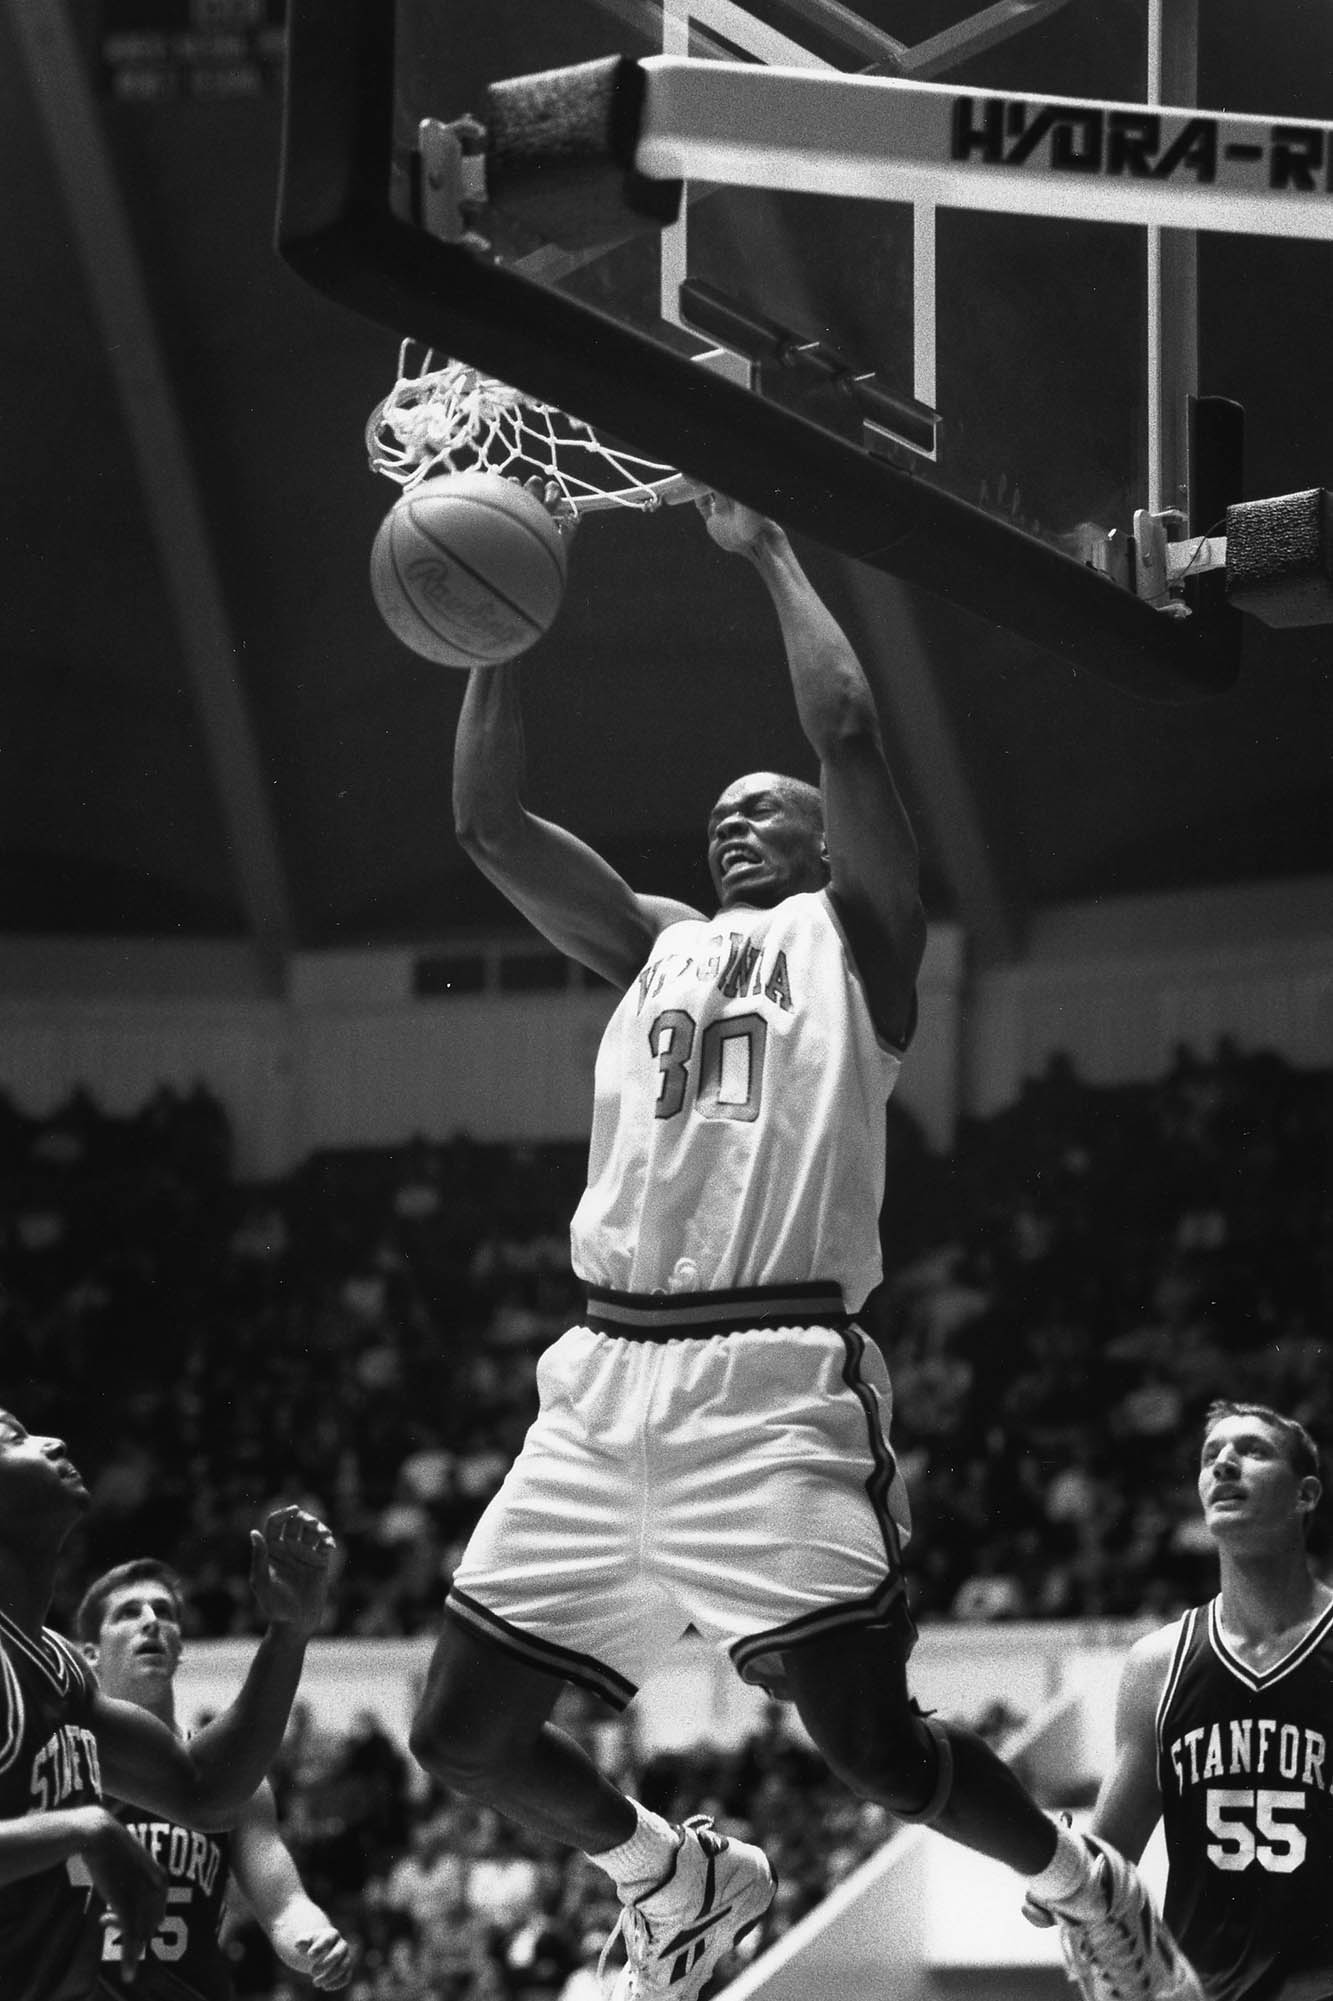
{"left": 405, "top": 556, "right": 532, "bottom": 642}
{"left": 369, "top": 471, "right": 569, "bottom": 668}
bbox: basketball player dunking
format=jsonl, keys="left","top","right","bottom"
{"left": 409, "top": 492, "right": 1207, "bottom": 2001}
{"left": 1031, "top": 1400, "right": 1333, "bottom": 2001}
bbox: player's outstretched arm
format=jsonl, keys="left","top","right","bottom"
{"left": 92, "top": 1508, "right": 336, "bottom": 1829}
{"left": 699, "top": 493, "right": 925, "bottom": 1047}
{"left": 453, "top": 659, "right": 701, "bottom": 986}
{"left": 231, "top": 1780, "right": 353, "bottom": 1990}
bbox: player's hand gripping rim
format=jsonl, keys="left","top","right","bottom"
{"left": 696, "top": 488, "right": 772, "bottom": 556}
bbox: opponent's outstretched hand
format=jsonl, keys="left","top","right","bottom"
{"left": 248, "top": 1506, "right": 337, "bottom": 1638}
{"left": 696, "top": 488, "right": 770, "bottom": 555}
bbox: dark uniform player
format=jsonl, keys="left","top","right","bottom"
{"left": 90, "top": 1808, "right": 234, "bottom": 2001}
{"left": 0, "top": 1410, "right": 336, "bottom": 2000}
{"left": 1157, "top": 1588, "right": 1333, "bottom": 2001}
{"left": 74, "top": 1559, "right": 350, "bottom": 1999}
{"left": 1031, "top": 1399, "right": 1333, "bottom": 2001}
{"left": 0, "top": 1611, "right": 107, "bottom": 2000}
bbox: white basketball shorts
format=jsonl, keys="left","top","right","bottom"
{"left": 445, "top": 1281, "right": 914, "bottom": 1708}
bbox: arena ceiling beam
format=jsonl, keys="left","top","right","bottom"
{"left": 6, "top": 0, "right": 294, "bottom": 985}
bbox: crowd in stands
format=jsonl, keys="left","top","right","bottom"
{"left": 880, "top": 1040, "right": 1330, "bottom": 1619}
{"left": 0, "top": 1037, "right": 1327, "bottom": 1995}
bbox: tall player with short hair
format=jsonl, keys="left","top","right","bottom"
{"left": 410, "top": 493, "right": 1206, "bottom": 2001}
{"left": 74, "top": 1557, "right": 352, "bottom": 1998}
{"left": 1032, "top": 1400, "right": 1333, "bottom": 2001}
{"left": 0, "top": 1409, "right": 335, "bottom": 2001}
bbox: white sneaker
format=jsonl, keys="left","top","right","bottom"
{"left": 1050, "top": 1834, "right": 1206, "bottom": 2001}
{"left": 599, "top": 1814, "right": 776, "bottom": 1999}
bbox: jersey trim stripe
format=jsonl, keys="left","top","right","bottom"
{"left": 1206, "top": 1594, "right": 1333, "bottom": 1691}
{"left": 0, "top": 1641, "right": 24, "bottom": 1778}
{"left": 583, "top": 1280, "right": 847, "bottom": 1338}
{"left": 443, "top": 1588, "right": 639, "bottom": 1711}
{"left": 0, "top": 1612, "right": 85, "bottom": 1699}
{"left": 820, "top": 887, "right": 914, "bottom": 1057}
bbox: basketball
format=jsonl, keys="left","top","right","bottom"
{"left": 370, "top": 471, "right": 569, "bottom": 668}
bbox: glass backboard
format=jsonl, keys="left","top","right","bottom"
{"left": 389, "top": 0, "right": 1183, "bottom": 562}
{"left": 279, "top": 0, "right": 1333, "bottom": 695}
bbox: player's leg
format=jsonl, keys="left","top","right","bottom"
{"left": 670, "top": 1320, "right": 1057, "bottom": 1864}
{"left": 411, "top": 1318, "right": 735, "bottom": 1954}
{"left": 784, "top": 1623, "right": 1205, "bottom": 2001}
{"left": 409, "top": 1613, "right": 634, "bottom": 1852}
{"left": 782, "top": 1616, "right": 1059, "bottom": 1869}
{"left": 412, "top": 1610, "right": 772, "bottom": 2001}
{"left": 410, "top": 1319, "right": 673, "bottom": 1857}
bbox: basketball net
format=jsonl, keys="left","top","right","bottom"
{"left": 367, "top": 342, "right": 703, "bottom": 517}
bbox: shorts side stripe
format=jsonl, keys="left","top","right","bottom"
{"left": 838, "top": 1321, "right": 906, "bottom": 1575}
{"left": 444, "top": 1588, "right": 638, "bottom": 1712}
{"left": 728, "top": 1320, "right": 915, "bottom": 1681}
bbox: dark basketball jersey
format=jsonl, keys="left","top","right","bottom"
{"left": 0, "top": 1607, "right": 106, "bottom": 2001}
{"left": 92, "top": 1795, "right": 235, "bottom": 2000}
{"left": 1157, "top": 1595, "right": 1333, "bottom": 2001}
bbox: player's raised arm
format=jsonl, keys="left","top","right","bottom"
{"left": 92, "top": 1508, "right": 335, "bottom": 1828}
{"left": 699, "top": 494, "right": 925, "bottom": 1048}
{"left": 452, "top": 658, "right": 701, "bottom": 985}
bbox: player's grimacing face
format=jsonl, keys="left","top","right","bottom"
{"left": 0, "top": 1410, "right": 89, "bottom": 1514}
{"left": 707, "top": 775, "right": 826, "bottom": 908}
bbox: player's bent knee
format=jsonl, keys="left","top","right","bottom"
{"left": 814, "top": 1706, "right": 952, "bottom": 1820}
{"left": 408, "top": 1697, "right": 504, "bottom": 1789}
{"left": 409, "top": 1622, "right": 557, "bottom": 1787}
{"left": 408, "top": 1670, "right": 505, "bottom": 1785}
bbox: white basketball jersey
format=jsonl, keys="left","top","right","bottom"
{"left": 570, "top": 890, "right": 904, "bottom": 1310}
